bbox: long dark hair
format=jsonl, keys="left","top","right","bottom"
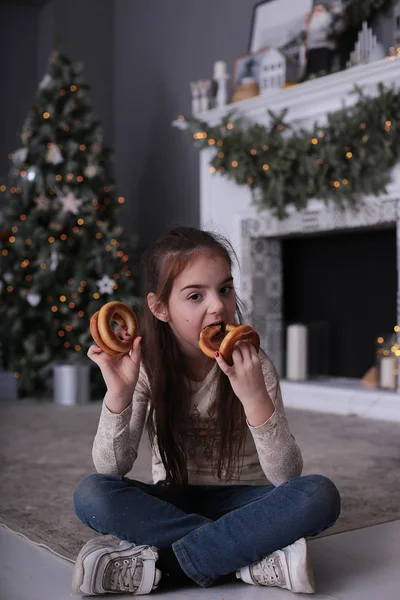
{"left": 140, "top": 226, "right": 248, "bottom": 486}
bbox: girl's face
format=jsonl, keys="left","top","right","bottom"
{"left": 165, "top": 252, "right": 237, "bottom": 359}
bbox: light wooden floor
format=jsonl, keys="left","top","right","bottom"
{"left": 1, "top": 519, "right": 399, "bottom": 599}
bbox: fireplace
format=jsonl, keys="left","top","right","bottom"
{"left": 176, "top": 56, "right": 400, "bottom": 420}
{"left": 239, "top": 197, "right": 399, "bottom": 378}
{"left": 282, "top": 227, "right": 397, "bottom": 379}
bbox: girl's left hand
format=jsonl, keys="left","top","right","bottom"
{"left": 215, "top": 341, "right": 267, "bottom": 407}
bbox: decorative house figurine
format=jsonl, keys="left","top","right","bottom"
{"left": 259, "top": 48, "right": 298, "bottom": 95}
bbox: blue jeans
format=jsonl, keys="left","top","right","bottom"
{"left": 73, "top": 473, "right": 340, "bottom": 588}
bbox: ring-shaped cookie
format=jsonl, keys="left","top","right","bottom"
{"left": 90, "top": 301, "right": 138, "bottom": 355}
{"left": 199, "top": 323, "right": 260, "bottom": 366}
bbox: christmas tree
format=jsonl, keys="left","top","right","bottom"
{"left": 0, "top": 51, "right": 139, "bottom": 395}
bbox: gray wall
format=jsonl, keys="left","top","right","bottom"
{"left": 0, "top": 0, "right": 263, "bottom": 249}
{"left": 0, "top": 4, "right": 39, "bottom": 177}
{"left": 36, "top": 0, "right": 114, "bottom": 147}
{"left": 113, "top": 0, "right": 259, "bottom": 249}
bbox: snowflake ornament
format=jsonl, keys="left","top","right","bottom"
{"left": 96, "top": 275, "right": 115, "bottom": 294}
{"left": 59, "top": 192, "right": 82, "bottom": 215}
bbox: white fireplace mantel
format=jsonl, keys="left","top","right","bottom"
{"left": 173, "top": 57, "right": 400, "bottom": 421}
{"left": 193, "top": 56, "right": 400, "bottom": 130}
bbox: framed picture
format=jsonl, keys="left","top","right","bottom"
{"left": 233, "top": 48, "right": 266, "bottom": 87}
{"left": 248, "top": 0, "right": 313, "bottom": 58}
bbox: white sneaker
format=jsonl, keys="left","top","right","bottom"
{"left": 236, "top": 538, "right": 315, "bottom": 594}
{"left": 72, "top": 536, "right": 161, "bottom": 596}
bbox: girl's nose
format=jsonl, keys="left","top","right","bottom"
{"left": 208, "top": 294, "right": 225, "bottom": 314}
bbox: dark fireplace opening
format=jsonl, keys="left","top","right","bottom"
{"left": 282, "top": 227, "right": 397, "bottom": 379}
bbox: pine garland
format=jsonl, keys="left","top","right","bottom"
{"left": 181, "top": 83, "right": 400, "bottom": 219}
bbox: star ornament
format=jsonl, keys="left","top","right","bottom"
{"left": 96, "top": 275, "right": 115, "bottom": 294}
{"left": 59, "top": 192, "right": 82, "bottom": 215}
{"left": 34, "top": 194, "right": 51, "bottom": 210}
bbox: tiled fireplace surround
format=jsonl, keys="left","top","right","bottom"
{"left": 177, "top": 57, "right": 400, "bottom": 421}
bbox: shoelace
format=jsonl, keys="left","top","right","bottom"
{"left": 254, "top": 556, "right": 284, "bottom": 586}
{"left": 109, "top": 558, "right": 142, "bottom": 592}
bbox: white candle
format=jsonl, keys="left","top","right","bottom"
{"left": 286, "top": 324, "right": 308, "bottom": 381}
{"left": 380, "top": 356, "right": 396, "bottom": 390}
{"left": 213, "top": 60, "right": 227, "bottom": 78}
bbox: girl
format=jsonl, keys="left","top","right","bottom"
{"left": 72, "top": 226, "right": 340, "bottom": 596}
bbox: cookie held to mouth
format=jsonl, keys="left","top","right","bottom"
{"left": 199, "top": 322, "right": 260, "bottom": 366}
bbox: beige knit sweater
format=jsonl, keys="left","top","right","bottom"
{"left": 92, "top": 350, "right": 303, "bottom": 486}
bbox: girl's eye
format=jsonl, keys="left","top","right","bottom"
{"left": 188, "top": 293, "right": 202, "bottom": 302}
{"left": 221, "top": 285, "right": 234, "bottom": 295}
{"left": 188, "top": 286, "right": 233, "bottom": 301}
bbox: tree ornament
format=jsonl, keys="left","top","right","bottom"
{"left": 84, "top": 164, "right": 98, "bottom": 178}
{"left": 34, "top": 194, "right": 50, "bottom": 210}
{"left": 50, "top": 250, "right": 59, "bottom": 271}
{"left": 46, "top": 144, "right": 63, "bottom": 165}
{"left": 49, "top": 220, "right": 63, "bottom": 232}
{"left": 91, "top": 142, "right": 102, "bottom": 154}
{"left": 27, "top": 293, "right": 41, "bottom": 307}
{"left": 12, "top": 148, "right": 28, "bottom": 167}
{"left": 39, "top": 74, "right": 52, "bottom": 90}
{"left": 96, "top": 274, "right": 114, "bottom": 294}
{"left": 58, "top": 192, "right": 82, "bottom": 215}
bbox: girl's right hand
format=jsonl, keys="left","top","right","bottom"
{"left": 87, "top": 325, "right": 142, "bottom": 398}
